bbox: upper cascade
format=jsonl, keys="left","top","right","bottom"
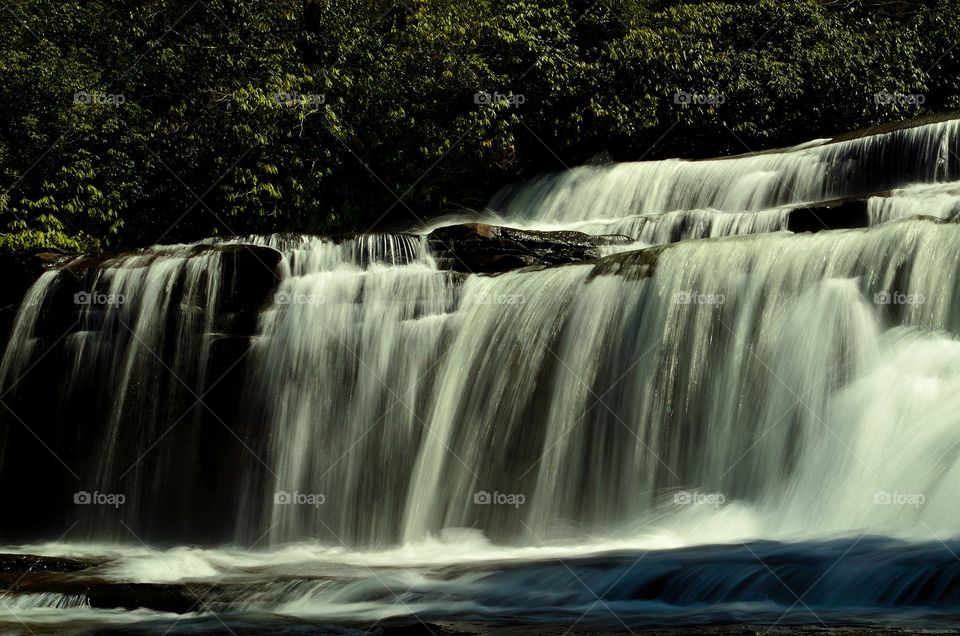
{"left": 482, "top": 117, "right": 960, "bottom": 238}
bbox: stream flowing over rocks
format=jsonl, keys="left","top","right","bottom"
{"left": 3, "top": 113, "right": 960, "bottom": 634}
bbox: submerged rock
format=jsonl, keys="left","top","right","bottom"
{"left": 0, "top": 553, "right": 92, "bottom": 573}
{"left": 590, "top": 244, "right": 666, "bottom": 281}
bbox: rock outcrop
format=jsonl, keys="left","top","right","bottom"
{"left": 787, "top": 196, "right": 874, "bottom": 233}
{"left": 427, "top": 223, "right": 630, "bottom": 273}
{"left": 0, "top": 243, "right": 284, "bottom": 543}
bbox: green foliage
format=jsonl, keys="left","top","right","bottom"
{"left": 1, "top": 0, "right": 958, "bottom": 251}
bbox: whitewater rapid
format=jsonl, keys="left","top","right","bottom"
{"left": 2, "top": 117, "right": 960, "bottom": 633}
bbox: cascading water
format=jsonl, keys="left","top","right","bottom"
{"left": 867, "top": 179, "right": 960, "bottom": 225}
{"left": 222, "top": 215, "right": 959, "bottom": 550}
{"left": 3, "top": 118, "right": 960, "bottom": 633}
{"left": 237, "top": 234, "right": 462, "bottom": 546}
{"left": 479, "top": 117, "right": 960, "bottom": 244}
{"left": 0, "top": 245, "right": 247, "bottom": 542}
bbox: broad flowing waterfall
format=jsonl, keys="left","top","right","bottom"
{"left": 489, "top": 118, "right": 960, "bottom": 225}
{"left": 3, "top": 117, "right": 960, "bottom": 631}
{"left": 233, "top": 219, "right": 960, "bottom": 547}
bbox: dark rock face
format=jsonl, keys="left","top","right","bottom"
{"left": 212, "top": 244, "right": 285, "bottom": 334}
{"left": 0, "top": 250, "right": 73, "bottom": 346}
{"left": 0, "top": 553, "right": 92, "bottom": 573}
{"left": 787, "top": 197, "right": 873, "bottom": 233}
{"left": 0, "top": 553, "right": 209, "bottom": 614}
{"left": 0, "top": 243, "right": 284, "bottom": 545}
{"left": 427, "top": 223, "right": 630, "bottom": 273}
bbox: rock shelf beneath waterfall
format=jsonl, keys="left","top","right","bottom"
{"left": 427, "top": 223, "right": 631, "bottom": 273}
{"left": 0, "top": 553, "right": 213, "bottom": 614}
{"left": 423, "top": 198, "right": 895, "bottom": 276}
{"left": 0, "top": 552, "right": 930, "bottom": 633}
{"left": 786, "top": 195, "right": 873, "bottom": 233}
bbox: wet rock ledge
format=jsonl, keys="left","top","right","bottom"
{"left": 427, "top": 223, "right": 631, "bottom": 273}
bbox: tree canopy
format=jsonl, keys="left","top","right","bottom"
{"left": 1, "top": 0, "right": 958, "bottom": 251}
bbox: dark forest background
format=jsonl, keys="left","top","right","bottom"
{"left": 1, "top": 0, "right": 958, "bottom": 252}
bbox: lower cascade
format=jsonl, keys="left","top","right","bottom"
{"left": 5, "top": 219, "right": 960, "bottom": 547}
{"left": 4, "top": 118, "right": 960, "bottom": 631}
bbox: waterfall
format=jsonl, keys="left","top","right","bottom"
{"left": 867, "top": 179, "right": 960, "bottom": 225}
{"left": 238, "top": 234, "right": 460, "bottom": 545}
{"left": 485, "top": 118, "right": 960, "bottom": 244}
{"left": 1, "top": 119, "right": 960, "bottom": 554}
{"left": 5, "top": 117, "right": 960, "bottom": 631}
{"left": 227, "top": 217, "right": 960, "bottom": 547}
{"left": 0, "top": 243, "right": 291, "bottom": 542}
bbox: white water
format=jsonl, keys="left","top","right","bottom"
{"left": 492, "top": 119, "right": 960, "bottom": 221}
{"left": 867, "top": 179, "right": 960, "bottom": 225}
{"left": 2, "top": 534, "right": 959, "bottom": 632}
{"left": 216, "top": 217, "right": 960, "bottom": 550}
{"left": 471, "top": 118, "right": 960, "bottom": 244}
{"left": 2, "top": 119, "right": 960, "bottom": 632}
